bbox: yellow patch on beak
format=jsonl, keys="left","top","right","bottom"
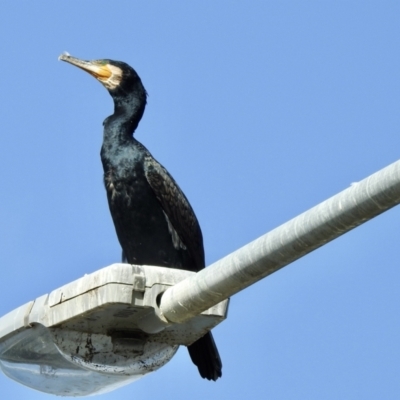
{"left": 89, "top": 65, "right": 112, "bottom": 81}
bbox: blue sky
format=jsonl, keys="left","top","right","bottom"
{"left": 1, "top": 2, "right": 400, "bottom": 399}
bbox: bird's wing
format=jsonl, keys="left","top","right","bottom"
{"left": 144, "top": 156, "right": 205, "bottom": 270}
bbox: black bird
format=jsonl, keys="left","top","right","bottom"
{"left": 59, "top": 54, "right": 222, "bottom": 381}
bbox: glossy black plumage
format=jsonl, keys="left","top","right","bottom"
{"left": 61, "top": 55, "right": 222, "bottom": 380}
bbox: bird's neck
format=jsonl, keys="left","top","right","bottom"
{"left": 103, "top": 96, "right": 145, "bottom": 143}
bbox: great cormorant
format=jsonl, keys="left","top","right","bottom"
{"left": 59, "top": 54, "right": 222, "bottom": 381}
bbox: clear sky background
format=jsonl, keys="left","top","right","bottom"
{"left": 0, "top": 2, "right": 399, "bottom": 399}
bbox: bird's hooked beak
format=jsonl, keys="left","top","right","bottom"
{"left": 59, "top": 53, "right": 122, "bottom": 90}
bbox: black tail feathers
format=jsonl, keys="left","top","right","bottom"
{"left": 188, "top": 331, "right": 222, "bottom": 381}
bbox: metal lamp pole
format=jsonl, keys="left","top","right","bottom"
{"left": 160, "top": 159, "right": 400, "bottom": 323}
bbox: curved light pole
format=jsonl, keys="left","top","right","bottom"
{"left": 160, "top": 159, "right": 400, "bottom": 323}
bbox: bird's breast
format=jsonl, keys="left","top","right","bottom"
{"left": 104, "top": 168, "right": 149, "bottom": 205}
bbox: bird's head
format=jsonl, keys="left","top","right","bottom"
{"left": 59, "top": 53, "right": 146, "bottom": 99}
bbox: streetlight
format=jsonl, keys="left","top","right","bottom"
{"left": 0, "top": 159, "right": 399, "bottom": 396}
{"left": 0, "top": 264, "right": 228, "bottom": 396}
